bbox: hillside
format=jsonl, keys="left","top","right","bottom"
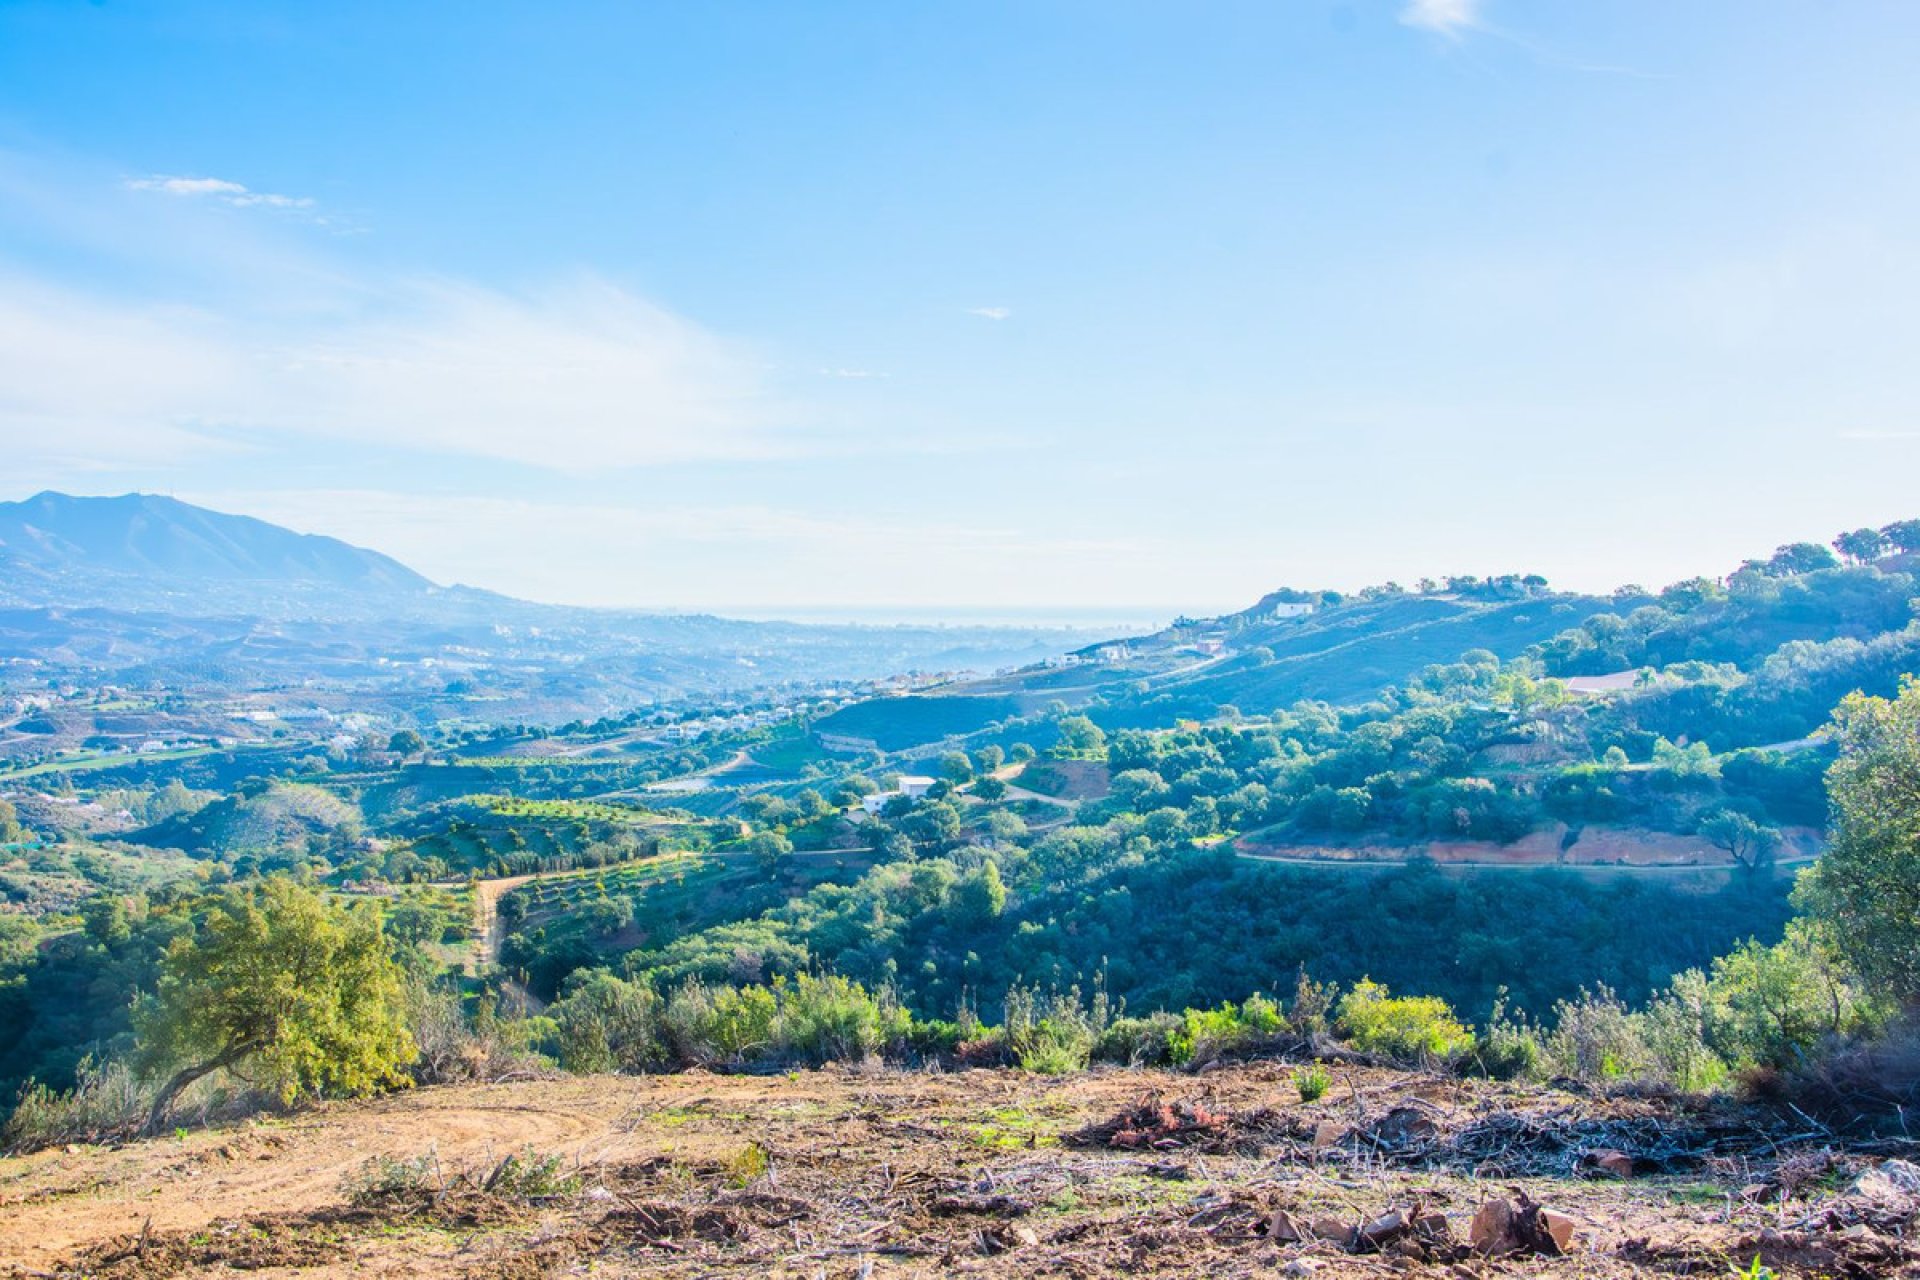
{"left": 4, "top": 1064, "right": 1915, "bottom": 1278}
{"left": 813, "top": 584, "right": 1614, "bottom": 751}
{"left": 0, "top": 492, "right": 436, "bottom": 614}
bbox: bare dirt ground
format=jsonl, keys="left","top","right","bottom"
{"left": 4, "top": 1063, "right": 1916, "bottom": 1278}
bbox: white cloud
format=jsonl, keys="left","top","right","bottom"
{"left": 0, "top": 272, "right": 789, "bottom": 470}
{"left": 820, "top": 367, "right": 887, "bottom": 379}
{"left": 965, "top": 306, "right": 1011, "bottom": 320}
{"left": 1400, "top": 0, "right": 1480, "bottom": 38}
{"left": 127, "top": 173, "right": 315, "bottom": 210}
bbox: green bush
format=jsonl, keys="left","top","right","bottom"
{"left": 1544, "top": 987, "right": 1654, "bottom": 1081}
{"left": 1471, "top": 995, "right": 1546, "bottom": 1082}
{"left": 1335, "top": 979, "right": 1473, "bottom": 1064}
{"left": 1, "top": 1057, "right": 149, "bottom": 1152}
{"left": 1293, "top": 1063, "right": 1331, "bottom": 1102}
{"left": 1004, "top": 982, "right": 1109, "bottom": 1074}
{"left": 1093, "top": 1013, "right": 1181, "bottom": 1066}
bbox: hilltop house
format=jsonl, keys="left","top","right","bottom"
{"left": 859, "top": 774, "right": 937, "bottom": 815}
{"left": 1269, "top": 602, "right": 1315, "bottom": 619}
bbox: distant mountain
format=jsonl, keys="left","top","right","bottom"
{"left": 0, "top": 491, "right": 438, "bottom": 615}
{"left": 0, "top": 492, "right": 1095, "bottom": 710}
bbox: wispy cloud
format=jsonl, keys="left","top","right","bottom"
{"left": 0, "top": 272, "right": 791, "bottom": 471}
{"left": 965, "top": 306, "right": 1011, "bottom": 321}
{"left": 127, "top": 173, "right": 315, "bottom": 210}
{"left": 820, "top": 367, "right": 887, "bottom": 379}
{"left": 1399, "top": 0, "right": 1480, "bottom": 39}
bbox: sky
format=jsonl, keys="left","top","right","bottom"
{"left": 4, "top": 1, "right": 1920, "bottom": 622}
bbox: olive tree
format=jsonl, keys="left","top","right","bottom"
{"left": 1797, "top": 678, "right": 1920, "bottom": 1004}
{"left": 136, "top": 878, "right": 414, "bottom": 1131}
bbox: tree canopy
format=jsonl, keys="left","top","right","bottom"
{"left": 136, "top": 878, "right": 414, "bottom": 1129}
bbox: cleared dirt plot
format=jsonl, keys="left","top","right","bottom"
{"left": 6, "top": 1064, "right": 1919, "bottom": 1278}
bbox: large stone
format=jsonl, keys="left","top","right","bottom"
{"left": 1359, "top": 1209, "right": 1407, "bottom": 1245}
{"left": 1537, "top": 1209, "right": 1578, "bottom": 1254}
{"left": 1469, "top": 1199, "right": 1516, "bottom": 1255}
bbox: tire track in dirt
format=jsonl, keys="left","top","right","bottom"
{"left": 0, "top": 1083, "right": 628, "bottom": 1271}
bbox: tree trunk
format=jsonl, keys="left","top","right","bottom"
{"left": 143, "top": 1040, "right": 260, "bottom": 1135}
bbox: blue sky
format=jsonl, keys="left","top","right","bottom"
{"left": 4, "top": 1, "right": 1920, "bottom": 620}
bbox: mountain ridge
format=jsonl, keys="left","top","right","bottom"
{"left": 0, "top": 491, "right": 438, "bottom": 613}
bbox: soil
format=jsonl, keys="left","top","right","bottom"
{"left": 3, "top": 1063, "right": 1916, "bottom": 1278}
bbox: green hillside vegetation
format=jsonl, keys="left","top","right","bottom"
{"left": 9, "top": 519, "right": 1920, "bottom": 1144}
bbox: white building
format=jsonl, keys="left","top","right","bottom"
{"left": 859, "top": 774, "right": 938, "bottom": 815}
{"left": 1269, "top": 602, "right": 1315, "bottom": 619}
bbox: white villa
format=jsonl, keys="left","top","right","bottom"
{"left": 859, "top": 774, "right": 937, "bottom": 815}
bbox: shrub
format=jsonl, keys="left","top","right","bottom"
{"left": 1544, "top": 987, "right": 1654, "bottom": 1081}
{"left": 775, "top": 973, "right": 910, "bottom": 1064}
{"left": 1471, "top": 993, "right": 1546, "bottom": 1081}
{"left": 1293, "top": 1064, "right": 1331, "bottom": 1102}
{"left": 1335, "top": 979, "right": 1473, "bottom": 1064}
{"left": 343, "top": 1153, "right": 440, "bottom": 1204}
{"left": 1167, "top": 993, "right": 1285, "bottom": 1066}
{"left": 1701, "top": 924, "right": 1884, "bottom": 1070}
{"left": 1004, "top": 982, "right": 1109, "bottom": 1074}
{"left": 1, "top": 1058, "right": 149, "bottom": 1152}
{"left": 1640, "top": 972, "right": 1728, "bottom": 1091}
{"left": 1094, "top": 1013, "right": 1181, "bottom": 1067}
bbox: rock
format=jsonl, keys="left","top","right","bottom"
{"left": 1309, "top": 1215, "right": 1356, "bottom": 1247}
{"left": 1411, "top": 1211, "right": 1452, "bottom": 1242}
{"left": 1012, "top": 1226, "right": 1040, "bottom": 1248}
{"left": 1470, "top": 1196, "right": 1576, "bottom": 1257}
{"left": 1538, "top": 1209, "right": 1578, "bottom": 1254}
{"left": 1359, "top": 1209, "right": 1407, "bottom": 1245}
{"left": 1311, "top": 1119, "right": 1347, "bottom": 1148}
{"left": 1587, "top": 1149, "right": 1634, "bottom": 1179}
{"left": 1279, "top": 1261, "right": 1320, "bottom": 1278}
{"left": 1266, "top": 1209, "right": 1302, "bottom": 1243}
{"left": 1469, "top": 1199, "right": 1516, "bottom": 1255}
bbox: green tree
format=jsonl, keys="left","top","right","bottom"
{"left": 136, "top": 879, "right": 413, "bottom": 1131}
{"left": 1697, "top": 809, "right": 1780, "bottom": 873}
{"left": 1833, "top": 527, "right": 1890, "bottom": 564}
{"left": 1051, "top": 715, "right": 1106, "bottom": 759}
{"left": 387, "top": 729, "right": 427, "bottom": 757}
{"left": 938, "top": 751, "right": 975, "bottom": 785}
{"left": 1881, "top": 518, "right": 1920, "bottom": 554}
{"left": 748, "top": 831, "right": 793, "bottom": 876}
{"left": 1769, "top": 542, "right": 1841, "bottom": 575}
{"left": 951, "top": 861, "right": 1008, "bottom": 924}
{"left": 1798, "top": 678, "right": 1920, "bottom": 1002}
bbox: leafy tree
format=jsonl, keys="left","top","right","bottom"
{"left": 1768, "top": 542, "right": 1840, "bottom": 575}
{"left": 1833, "top": 527, "right": 1890, "bottom": 564}
{"left": 938, "top": 752, "right": 974, "bottom": 785}
{"left": 387, "top": 729, "right": 427, "bottom": 757}
{"left": 1050, "top": 716, "right": 1106, "bottom": 759}
{"left": 136, "top": 879, "right": 413, "bottom": 1131}
{"left": 1798, "top": 677, "right": 1920, "bottom": 1002}
{"left": 1697, "top": 809, "right": 1780, "bottom": 872}
{"left": 748, "top": 831, "right": 793, "bottom": 876}
{"left": 1881, "top": 518, "right": 1920, "bottom": 554}
{"left": 950, "top": 862, "right": 1008, "bottom": 924}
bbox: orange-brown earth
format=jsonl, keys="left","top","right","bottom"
{"left": 2, "top": 1063, "right": 1914, "bottom": 1278}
